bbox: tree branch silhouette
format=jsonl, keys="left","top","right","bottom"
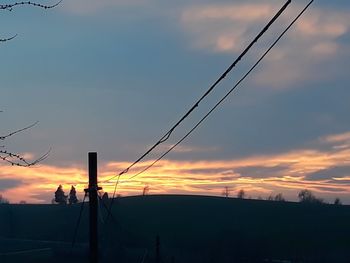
{"left": 1, "top": 1, "right": 59, "bottom": 165}
{"left": 0, "top": 121, "right": 51, "bottom": 166}
{"left": 0, "top": 34, "right": 17, "bottom": 42}
{"left": 0, "top": 0, "right": 62, "bottom": 42}
{"left": 0, "top": 0, "right": 62, "bottom": 11}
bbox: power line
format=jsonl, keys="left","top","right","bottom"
{"left": 98, "top": 194, "right": 119, "bottom": 224}
{"left": 127, "top": 0, "right": 315, "bottom": 180}
{"left": 97, "top": 1, "right": 314, "bottom": 224}
{"left": 104, "top": 174, "right": 121, "bottom": 223}
{"left": 70, "top": 192, "right": 87, "bottom": 254}
{"left": 103, "top": 0, "right": 292, "bottom": 183}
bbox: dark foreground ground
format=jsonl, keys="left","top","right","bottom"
{"left": 0, "top": 195, "right": 349, "bottom": 263}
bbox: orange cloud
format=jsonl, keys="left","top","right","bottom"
{"left": 321, "top": 132, "right": 350, "bottom": 144}
{"left": 1, "top": 131, "right": 350, "bottom": 204}
{"left": 182, "top": 4, "right": 274, "bottom": 23}
{"left": 100, "top": 131, "right": 350, "bottom": 201}
{"left": 0, "top": 164, "right": 87, "bottom": 203}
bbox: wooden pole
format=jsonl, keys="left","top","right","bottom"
{"left": 85, "top": 152, "right": 101, "bottom": 263}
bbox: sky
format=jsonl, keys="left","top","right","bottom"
{"left": 1, "top": 0, "right": 350, "bottom": 204}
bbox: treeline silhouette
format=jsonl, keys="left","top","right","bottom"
{"left": 0, "top": 194, "right": 349, "bottom": 262}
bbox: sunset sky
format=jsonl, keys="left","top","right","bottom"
{"left": 1, "top": 0, "right": 349, "bottom": 204}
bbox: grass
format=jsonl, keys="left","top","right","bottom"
{"left": 0, "top": 195, "right": 349, "bottom": 262}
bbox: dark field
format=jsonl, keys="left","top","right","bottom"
{"left": 0, "top": 195, "right": 349, "bottom": 262}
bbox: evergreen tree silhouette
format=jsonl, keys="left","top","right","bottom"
{"left": 54, "top": 185, "right": 67, "bottom": 204}
{"left": 68, "top": 185, "right": 78, "bottom": 204}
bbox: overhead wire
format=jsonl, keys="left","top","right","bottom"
{"left": 97, "top": 0, "right": 315, "bottom": 222}
{"left": 101, "top": 0, "right": 292, "bottom": 183}
{"left": 104, "top": 173, "right": 121, "bottom": 223}
{"left": 98, "top": 193, "right": 119, "bottom": 224}
{"left": 70, "top": 192, "right": 87, "bottom": 254}
{"left": 97, "top": 195, "right": 105, "bottom": 224}
{"left": 126, "top": 0, "right": 315, "bottom": 180}
{"left": 75, "top": 1, "right": 314, "bottom": 217}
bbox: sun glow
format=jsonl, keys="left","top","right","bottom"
{"left": 0, "top": 131, "right": 349, "bottom": 204}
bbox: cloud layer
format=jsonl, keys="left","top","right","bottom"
{"left": 1, "top": 131, "right": 349, "bottom": 204}
{"left": 181, "top": 1, "right": 350, "bottom": 87}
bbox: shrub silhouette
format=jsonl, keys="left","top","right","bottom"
{"left": 298, "top": 189, "right": 323, "bottom": 204}
{"left": 274, "top": 193, "right": 286, "bottom": 202}
{"left": 334, "top": 198, "right": 342, "bottom": 205}
{"left": 237, "top": 189, "right": 245, "bottom": 199}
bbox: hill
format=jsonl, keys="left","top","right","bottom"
{"left": 0, "top": 195, "right": 350, "bottom": 262}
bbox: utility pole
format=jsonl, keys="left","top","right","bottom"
{"left": 85, "top": 152, "right": 102, "bottom": 263}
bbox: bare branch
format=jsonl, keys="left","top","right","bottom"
{"left": 0, "top": 120, "right": 50, "bottom": 166}
{"left": 0, "top": 121, "right": 39, "bottom": 140}
{"left": 0, "top": 1, "right": 62, "bottom": 41}
{"left": 0, "top": 34, "right": 17, "bottom": 42}
{"left": 0, "top": 2, "right": 59, "bottom": 166}
{"left": 0, "top": 147, "right": 51, "bottom": 167}
{"left": 0, "top": 0, "right": 62, "bottom": 11}
{"left": 32, "top": 147, "right": 52, "bottom": 164}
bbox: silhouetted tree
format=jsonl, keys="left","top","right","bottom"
{"left": 334, "top": 197, "right": 342, "bottom": 205}
{"left": 222, "top": 186, "right": 231, "bottom": 197}
{"left": 298, "top": 189, "right": 323, "bottom": 204}
{"left": 54, "top": 185, "right": 67, "bottom": 204}
{"left": 237, "top": 189, "right": 245, "bottom": 199}
{"left": 0, "top": 194, "right": 9, "bottom": 204}
{"left": 68, "top": 186, "right": 78, "bottom": 205}
{"left": 19, "top": 200, "right": 26, "bottom": 204}
{"left": 274, "top": 193, "right": 285, "bottom": 202}
{"left": 142, "top": 185, "right": 150, "bottom": 196}
{"left": 267, "top": 195, "right": 274, "bottom": 201}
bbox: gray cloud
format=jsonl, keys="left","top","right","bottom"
{"left": 313, "top": 186, "right": 348, "bottom": 193}
{"left": 235, "top": 165, "right": 289, "bottom": 179}
{"left": 185, "top": 168, "right": 232, "bottom": 175}
{"left": 0, "top": 179, "right": 24, "bottom": 191}
{"left": 326, "top": 180, "right": 350, "bottom": 186}
{"left": 306, "top": 166, "right": 350, "bottom": 181}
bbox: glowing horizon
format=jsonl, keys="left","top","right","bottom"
{"left": 1, "top": 131, "right": 349, "bottom": 204}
